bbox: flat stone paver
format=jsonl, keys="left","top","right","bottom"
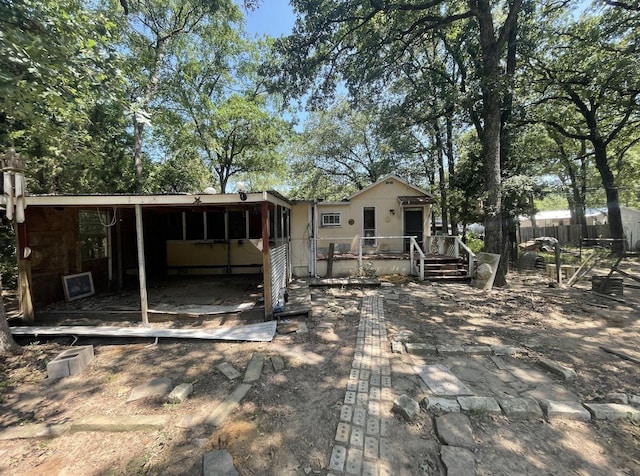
{"left": 203, "top": 449, "right": 238, "bottom": 476}
{"left": 204, "top": 383, "right": 252, "bottom": 427}
{"left": 457, "top": 396, "right": 502, "bottom": 414}
{"left": 583, "top": 403, "right": 640, "bottom": 422}
{"left": 435, "top": 413, "right": 475, "bottom": 449}
{"left": 499, "top": 397, "right": 543, "bottom": 419}
{"left": 421, "top": 396, "right": 461, "bottom": 413}
{"left": 217, "top": 362, "right": 242, "bottom": 380}
{"left": 440, "top": 445, "right": 476, "bottom": 476}
{"left": 538, "top": 357, "right": 577, "bottom": 380}
{"left": 243, "top": 353, "right": 265, "bottom": 383}
{"left": 70, "top": 415, "right": 167, "bottom": 432}
{"left": 127, "top": 376, "right": 172, "bottom": 402}
{"left": 0, "top": 423, "right": 70, "bottom": 440}
{"left": 540, "top": 400, "right": 591, "bottom": 422}
{"left": 415, "top": 364, "right": 474, "bottom": 396}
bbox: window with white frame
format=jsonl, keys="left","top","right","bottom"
{"left": 321, "top": 212, "right": 342, "bottom": 227}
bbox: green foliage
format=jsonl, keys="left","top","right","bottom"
{"left": 465, "top": 233, "right": 484, "bottom": 255}
{"left": 0, "top": 0, "right": 129, "bottom": 193}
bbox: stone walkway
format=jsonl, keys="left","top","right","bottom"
{"left": 328, "top": 295, "right": 395, "bottom": 476}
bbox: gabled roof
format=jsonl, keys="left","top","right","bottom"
{"left": 346, "top": 174, "right": 435, "bottom": 201}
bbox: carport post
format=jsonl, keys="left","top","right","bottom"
{"left": 262, "top": 201, "right": 272, "bottom": 320}
{"left": 135, "top": 204, "right": 149, "bottom": 324}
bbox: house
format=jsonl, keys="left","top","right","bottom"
{"left": 289, "top": 174, "right": 437, "bottom": 278}
{"left": 10, "top": 174, "right": 445, "bottom": 323}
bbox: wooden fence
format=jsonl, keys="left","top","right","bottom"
{"left": 518, "top": 224, "right": 610, "bottom": 246}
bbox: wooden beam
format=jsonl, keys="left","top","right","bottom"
{"left": 134, "top": 204, "right": 149, "bottom": 325}
{"left": 261, "top": 201, "right": 272, "bottom": 320}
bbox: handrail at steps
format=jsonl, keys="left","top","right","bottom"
{"left": 424, "top": 235, "right": 476, "bottom": 276}
{"left": 355, "top": 235, "right": 425, "bottom": 280}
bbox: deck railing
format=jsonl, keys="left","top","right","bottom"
{"left": 424, "top": 235, "right": 476, "bottom": 276}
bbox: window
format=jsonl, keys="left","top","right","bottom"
{"left": 321, "top": 213, "right": 341, "bottom": 227}
{"left": 185, "top": 211, "right": 204, "bottom": 240}
{"left": 206, "top": 210, "right": 226, "bottom": 240}
{"left": 79, "top": 210, "right": 108, "bottom": 260}
{"left": 229, "top": 211, "right": 247, "bottom": 239}
{"left": 363, "top": 207, "right": 376, "bottom": 246}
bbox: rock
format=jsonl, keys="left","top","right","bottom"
{"left": 392, "top": 394, "right": 420, "bottom": 421}
{"left": 630, "top": 395, "right": 640, "bottom": 406}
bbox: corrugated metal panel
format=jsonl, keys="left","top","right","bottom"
{"left": 269, "top": 244, "right": 288, "bottom": 310}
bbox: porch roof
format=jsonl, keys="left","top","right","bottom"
{"left": 24, "top": 191, "right": 291, "bottom": 209}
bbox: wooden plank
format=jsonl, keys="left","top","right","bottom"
{"left": 10, "top": 320, "right": 277, "bottom": 342}
{"left": 600, "top": 346, "right": 640, "bottom": 366}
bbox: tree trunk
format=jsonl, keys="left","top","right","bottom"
{"left": 593, "top": 139, "right": 625, "bottom": 255}
{"left": 476, "top": 7, "right": 505, "bottom": 285}
{"left": 0, "top": 276, "right": 21, "bottom": 355}
{"left": 445, "top": 116, "right": 458, "bottom": 234}
{"left": 434, "top": 120, "right": 449, "bottom": 235}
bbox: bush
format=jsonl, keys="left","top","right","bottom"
{"left": 465, "top": 232, "right": 484, "bottom": 254}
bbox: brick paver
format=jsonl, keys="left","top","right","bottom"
{"left": 329, "top": 295, "right": 395, "bottom": 475}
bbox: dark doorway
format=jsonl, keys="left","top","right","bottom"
{"left": 404, "top": 209, "right": 423, "bottom": 252}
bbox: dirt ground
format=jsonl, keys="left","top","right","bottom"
{"left": 0, "top": 264, "right": 639, "bottom": 476}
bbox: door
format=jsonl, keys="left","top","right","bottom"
{"left": 404, "top": 209, "right": 423, "bottom": 252}
{"left": 363, "top": 207, "right": 376, "bottom": 246}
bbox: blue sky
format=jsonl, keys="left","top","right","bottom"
{"left": 243, "top": 0, "right": 296, "bottom": 38}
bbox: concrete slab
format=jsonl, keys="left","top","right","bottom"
{"left": 203, "top": 449, "right": 239, "bottom": 476}
{"left": 437, "top": 345, "right": 465, "bottom": 356}
{"left": 244, "top": 353, "right": 265, "bottom": 383}
{"left": 415, "top": 364, "right": 474, "bottom": 396}
{"left": 583, "top": 403, "right": 640, "bottom": 422}
{"left": 329, "top": 445, "right": 347, "bottom": 472}
{"left": 435, "top": 413, "right": 475, "bottom": 449}
{"left": 464, "top": 346, "right": 492, "bottom": 355}
{"left": 127, "top": 377, "right": 172, "bottom": 402}
{"left": 440, "top": 445, "right": 476, "bottom": 476}
{"left": 499, "top": 397, "right": 543, "bottom": 419}
{"left": 540, "top": 400, "right": 591, "bottom": 422}
{"left": 71, "top": 415, "right": 167, "bottom": 432}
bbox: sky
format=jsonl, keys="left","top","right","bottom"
{"left": 242, "top": 0, "right": 296, "bottom": 38}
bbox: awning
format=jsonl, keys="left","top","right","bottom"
{"left": 397, "top": 195, "right": 437, "bottom": 205}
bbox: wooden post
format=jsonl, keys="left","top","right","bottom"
{"left": 554, "top": 242, "right": 561, "bottom": 284}
{"left": 261, "top": 201, "right": 272, "bottom": 320}
{"left": 134, "top": 204, "right": 149, "bottom": 325}
{"left": 327, "top": 242, "right": 335, "bottom": 278}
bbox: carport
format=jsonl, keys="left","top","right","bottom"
{"left": 16, "top": 191, "right": 291, "bottom": 322}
